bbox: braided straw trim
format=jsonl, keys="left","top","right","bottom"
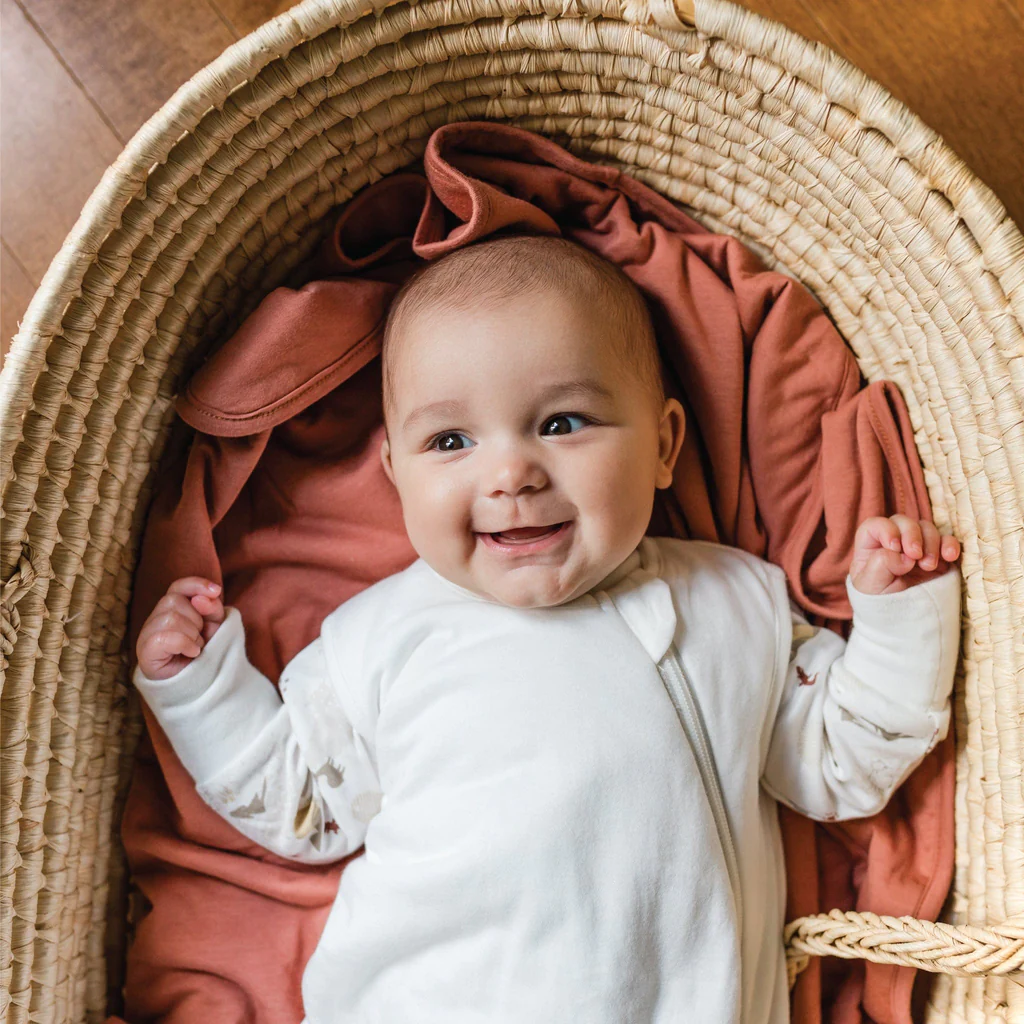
{"left": 0, "top": 548, "right": 52, "bottom": 673}
{"left": 784, "top": 912, "right": 1024, "bottom": 988}
{"left": 0, "top": 0, "right": 1021, "bottom": 1020}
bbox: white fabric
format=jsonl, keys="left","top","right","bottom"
{"left": 135, "top": 537, "right": 961, "bottom": 1024}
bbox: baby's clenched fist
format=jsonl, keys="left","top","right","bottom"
{"left": 849, "top": 515, "right": 960, "bottom": 595}
{"left": 136, "top": 577, "right": 225, "bottom": 680}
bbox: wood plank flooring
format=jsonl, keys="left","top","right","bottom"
{"left": 2, "top": 0, "right": 1022, "bottom": 363}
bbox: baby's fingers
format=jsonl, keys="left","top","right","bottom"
{"left": 854, "top": 516, "right": 903, "bottom": 553}
{"left": 146, "top": 608, "right": 202, "bottom": 646}
{"left": 190, "top": 592, "right": 226, "bottom": 641}
{"left": 168, "top": 576, "right": 222, "bottom": 600}
{"left": 879, "top": 545, "right": 917, "bottom": 578}
{"left": 940, "top": 535, "right": 961, "bottom": 562}
{"left": 137, "top": 607, "right": 207, "bottom": 677}
{"left": 889, "top": 514, "right": 924, "bottom": 560}
{"left": 154, "top": 592, "right": 205, "bottom": 633}
{"left": 919, "top": 521, "right": 942, "bottom": 570}
{"left": 153, "top": 629, "right": 203, "bottom": 660}
{"left": 137, "top": 626, "right": 203, "bottom": 679}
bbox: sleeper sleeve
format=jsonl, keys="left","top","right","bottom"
{"left": 760, "top": 567, "right": 961, "bottom": 821}
{"left": 133, "top": 606, "right": 382, "bottom": 863}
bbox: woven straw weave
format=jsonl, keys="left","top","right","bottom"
{"left": 1, "top": 0, "right": 1022, "bottom": 1020}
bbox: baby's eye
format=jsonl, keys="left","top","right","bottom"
{"left": 430, "top": 432, "right": 475, "bottom": 453}
{"left": 541, "top": 414, "right": 589, "bottom": 436}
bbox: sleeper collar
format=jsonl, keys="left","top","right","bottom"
{"left": 597, "top": 538, "right": 677, "bottom": 664}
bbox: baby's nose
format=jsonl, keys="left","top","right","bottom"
{"left": 484, "top": 449, "right": 549, "bottom": 497}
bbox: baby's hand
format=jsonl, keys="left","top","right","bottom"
{"left": 136, "top": 577, "right": 225, "bottom": 680}
{"left": 849, "top": 515, "right": 961, "bottom": 595}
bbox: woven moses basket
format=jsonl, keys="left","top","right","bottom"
{"left": 2, "top": 0, "right": 1022, "bottom": 1020}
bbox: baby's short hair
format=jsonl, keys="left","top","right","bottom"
{"left": 381, "top": 234, "right": 664, "bottom": 422}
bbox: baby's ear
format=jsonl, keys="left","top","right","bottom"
{"left": 655, "top": 398, "right": 686, "bottom": 489}
{"left": 380, "top": 437, "right": 396, "bottom": 486}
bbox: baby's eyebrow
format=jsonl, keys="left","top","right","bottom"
{"left": 402, "top": 398, "right": 467, "bottom": 432}
{"left": 537, "top": 379, "right": 615, "bottom": 405}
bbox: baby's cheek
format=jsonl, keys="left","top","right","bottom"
{"left": 596, "top": 450, "right": 656, "bottom": 522}
{"left": 412, "top": 477, "right": 474, "bottom": 551}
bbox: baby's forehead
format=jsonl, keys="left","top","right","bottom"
{"left": 382, "top": 241, "right": 660, "bottom": 418}
{"left": 391, "top": 289, "right": 627, "bottom": 371}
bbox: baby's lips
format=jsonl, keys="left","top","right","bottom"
{"left": 492, "top": 525, "right": 562, "bottom": 540}
{"left": 476, "top": 516, "right": 572, "bottom": 535}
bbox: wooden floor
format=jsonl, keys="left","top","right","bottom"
{"left": 3, "top": 0, "right": 1022, "bottom": 362}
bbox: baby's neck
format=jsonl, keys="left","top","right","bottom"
{"left": 591, "top": 547, "right": 643, "bottom": 594}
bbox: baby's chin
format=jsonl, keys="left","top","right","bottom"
{"left": 475, "top": 563, "right": 597, "bottom": 608}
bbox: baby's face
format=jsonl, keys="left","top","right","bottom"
{"left": 380, "top": 289, "right": 684, "bottom": 608}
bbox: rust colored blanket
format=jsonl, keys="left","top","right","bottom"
{"left": 119, "top": 122, "right": 953, "bottom": 1024}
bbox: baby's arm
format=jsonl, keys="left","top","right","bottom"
{"left": 134, "top": 579, "right": 380, "bottom": 862}
{"left": 761, "top": 516, "right": 961, "bottom": 821}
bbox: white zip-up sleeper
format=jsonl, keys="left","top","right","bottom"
{"left": 135, "top": 538, "right": 961, "bottom": 1023}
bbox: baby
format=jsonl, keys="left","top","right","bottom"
{"left": 135, "top": 236, "right": 962, "bottom": 1024}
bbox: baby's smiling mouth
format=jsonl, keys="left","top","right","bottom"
{"left": 476, "top": 521, "right": 573, "bottom": 553}
{"left": 489, "top": 524, "right": 566, "bottom": 544}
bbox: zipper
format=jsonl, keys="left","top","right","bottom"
{"left": 658, "top": 650, "right": 744, "bottom": 928}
